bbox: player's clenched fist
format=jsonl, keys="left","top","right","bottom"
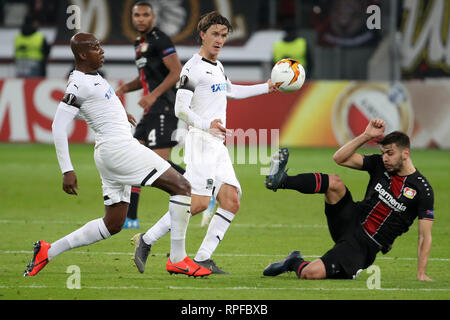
{"left": 364, "top": 118, "right": 386, "bottom": 139}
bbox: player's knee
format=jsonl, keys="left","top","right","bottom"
{"left": 191, "top": 200, "right": 209, "bottom": 215}
{"left": 221, "top": 196, "right": 240, "bottom": 214}
{"left": 175, "top": 176, "right": 191, "bottom": 197}
{"left": 300, "top": 264, "right": 325, "bottom": 280}
{"left": 300, "top": 268, "right": 316, "bottom": 279}
{"left": 105, "top": 219, "right": 123, "bottom": 235}
{"left": 328, "top": 174, "right": 345, "bottom": 193}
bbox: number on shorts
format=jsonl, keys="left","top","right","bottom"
{"left": 148, "top": 129, "right": 156, "bottom": 147}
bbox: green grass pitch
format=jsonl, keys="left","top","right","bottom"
{"left": 0, "top": 143, "right": 449, "bottom": 300}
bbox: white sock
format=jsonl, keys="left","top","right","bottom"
{"left": 143, "top": 211, "right": 171, "bottom": 246}
{"left": 48, "top": 218, "right": 111, "bottom": 260}
{"left": 195, "top": 207, "right": 234, "bottom": 262}
{"left": 169, "top": 195, "right": 191, "bottom": 263}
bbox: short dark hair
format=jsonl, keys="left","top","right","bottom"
{"left": 197, "top": 11, "right": 233, "bottom": 34}
{"left": 133, "top": 1, "right": 153, "bottom": 11}
{"left": 378, "top": 131, "right": 410, "bottom": 149}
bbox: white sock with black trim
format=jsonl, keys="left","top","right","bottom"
{"left": 168, "top": 195, "right": 191, "bottom": 263}
{"left": 143, "top": 211, "right": 171, "bottom": 246}
{"left": 48, "top": 218, "right": 111, "bottom": 260}
{"left": 194, "top": 207, "right": 235, "bottom": 262}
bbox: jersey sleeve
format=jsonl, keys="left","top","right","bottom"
{"left": 52, "top": 105, "right": 77, "bottom": 174}
{"left": 174, "top": 64, "right": 210, "bottom": 130}
{"left": 176, "top": 64, "right": 199, "bottom": 92}
{"left": 52, "top": 74, "right": 90, "bottom": 174}
{"left": 155, "top": 32, "right": 177, "bottom": 59}
{"left": 417, "top": 185, "right": 435, "bottom": 221}
{"left": 226, "top": 80, "right": 269, "bottom": 100}
{"left": 362, "top": 154, "right": 382, "bottom": 173}
{"left": 61, "top": 74, "right": 90, "bottom": 111}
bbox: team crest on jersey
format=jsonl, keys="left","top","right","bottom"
{"left": 206, "top": 178, "right": 214, "bottom": 190}
{"left": 140, "top": 43, "right": 149, "bottom": 53}
{"left": 403, "top": 187, "right": 417, "bottom": 199}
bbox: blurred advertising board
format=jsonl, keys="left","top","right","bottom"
{"left": 400, "top": 0, "right": 450, "bottom": 79}
{"left": 55, "top": 0, "right": 257, "bottom": 45}
{"left": 1, "top": 78, "right": 449, "bottom": 149}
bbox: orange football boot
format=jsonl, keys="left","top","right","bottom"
{"left": 166, "top": 256, "right": 212, "bottom": 277}
{"left": 24, "top": 240, "right": 51, "bottom": 277}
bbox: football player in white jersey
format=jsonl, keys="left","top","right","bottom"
{"left": 24, "top": 33, "right": 211, "bottom": 278}
{"left": 133, "top": 12, "right": 276, "bottom": 274}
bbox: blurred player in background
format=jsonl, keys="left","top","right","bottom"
{"left": 263, "top": 119, "right": 434, "bottom": 281}
{"left": 24, "top": 33, "right": 210, "bottom": 278}
{"left": 131, "top": 11, "right": 276, "bottom": 274}
{"left": 14, "top": 14, "right": 50, "bottom": 78}
{"left": 116, "top": 1, "right": 209, "bottom": 230}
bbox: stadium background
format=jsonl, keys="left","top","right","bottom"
{"left": 0, "top": 0, "right": 449, "bottom": 302}
{"left": 1, "top": 0, "right": 450, "bottom": 148}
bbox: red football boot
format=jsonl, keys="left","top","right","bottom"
{"left": 24, "top": 240, "right": 51, "bottom": 277}
{"left": 166, "top": 256, "right": 212, "bottom": 277}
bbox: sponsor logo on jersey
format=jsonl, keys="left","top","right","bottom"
{"left": 375, "top": 183, "right": 407, "bottom": 212}
{"left": 105, "top": 86, "right": 114, "bottom": 100}
{"left": 211, "top": 83, "right": 226, "bottom": 93}
{"left": 403, "top": 187, "right": 417, "bottom": 199}
{"left": 136, "top": 57, "right": 147, "bottom": 68}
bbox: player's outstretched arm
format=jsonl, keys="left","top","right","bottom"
{"left": 417, "top": 219, "right": 433, "bottom": 281}
{"left": 226, "top": 80, "right": 272, "bottom": 100}
{"left": 267, "top": 79, "right": 276, "bottom": 92}
{"left": 333, "top": 118, "right": 386, "bottom": 169}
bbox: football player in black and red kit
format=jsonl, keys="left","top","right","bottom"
{"left": 116, "top": 1, "right": 185, "bottom": 228}
{"left": 264, "top": 119, "right": 434, "bottom": 281}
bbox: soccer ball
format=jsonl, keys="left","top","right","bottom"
{"left": 271, "top": 58, "right": 306, "bottom": 93}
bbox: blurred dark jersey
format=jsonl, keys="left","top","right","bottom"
{"left": 134, "top": 27, "right": 177, "bottom": 114}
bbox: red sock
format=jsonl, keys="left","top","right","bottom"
{"left": 296, "top": 261, "right": 310, "bottom": 278}
{"left": 284, "top": 173, "right": 329, "bottom": 194}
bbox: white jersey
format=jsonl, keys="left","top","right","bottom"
{"left": 179, "top": 53, "right": 229, "bottom": 127}
{"left": 175, "top": 53, "right": 268, "bottom": 134}
{"left": 63, "top": 70, "right": 133, "bottom": 146}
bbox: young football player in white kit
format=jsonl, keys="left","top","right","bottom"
{"left": 24, "top": 33, "right": 211, "bottom": 278}
{"left": 132, "top": 11, "right": 276, "bottom": 274}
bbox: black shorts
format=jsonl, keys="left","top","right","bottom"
{"left": 320, "top": 189, "right": 380, "bottom": 279}
{"left": 134, "top": 107, "right": 178, "bottom": 149}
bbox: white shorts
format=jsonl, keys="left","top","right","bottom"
{"left": 94, "top": 139, "right": 171, "bottom": 205}
{"left": 183, "top": 129, "right": 241, "bottom": 198}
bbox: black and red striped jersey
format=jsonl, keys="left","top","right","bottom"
{"left": 357, "top": 154, "right": 434, "bottom": 252}
{"left": 134, "top": 27, "right": 177, "bottom": 114}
